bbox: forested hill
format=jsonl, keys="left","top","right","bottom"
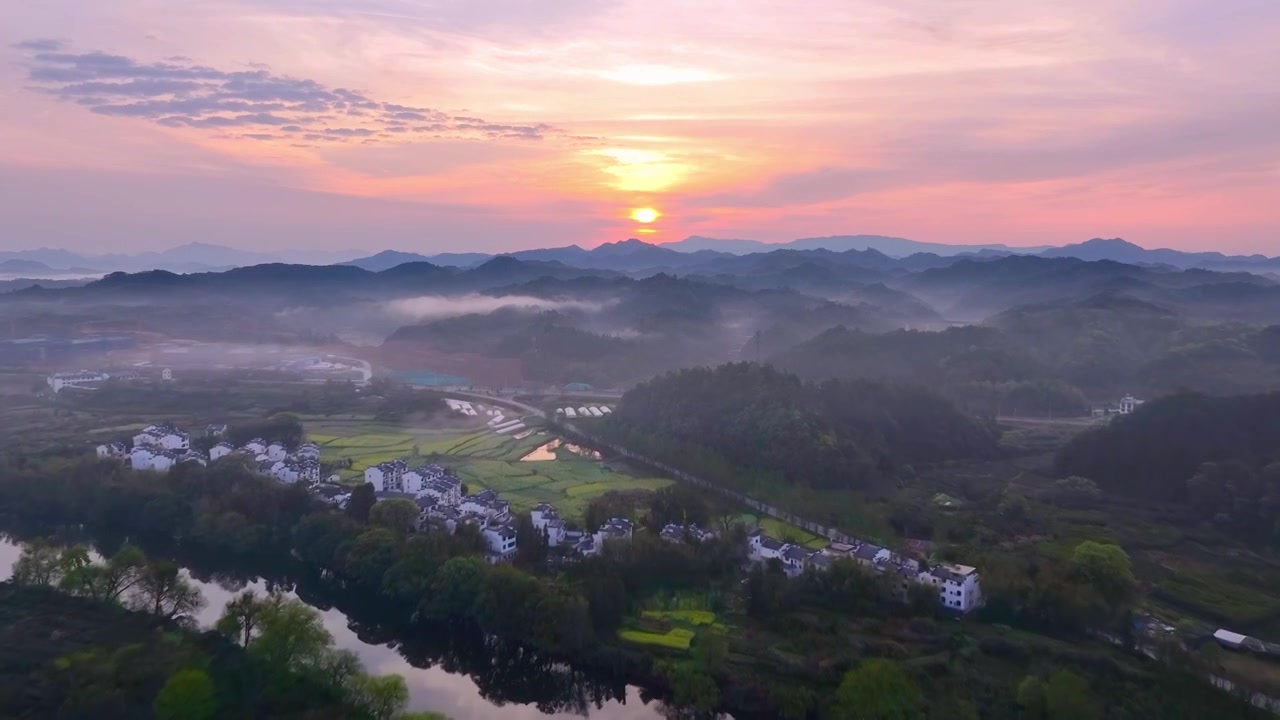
{"left": 604, "top": 363, "right": 998, "bottom": 491}
{"left": 1055, "top": 392, "right": 1280, "bottom": 543}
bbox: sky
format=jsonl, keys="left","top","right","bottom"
{"left": 1, "top": 0, "right": 1278, "bottom": 255}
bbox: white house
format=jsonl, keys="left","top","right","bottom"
{"left": 96, "top": 441, "right": 127, "bottom": 459}
{"left": 176, "top": 450, "right": 207, "bottom": 467}
{"left": 483, "top": 523, "right": 519, "bottom": 559}
{"left": 209, "top": 442, "right": 236, "bottom": 461}
{"left": 460, "top": 490, "right": 510, "bottom": 521}
{"left": 1118, "top": 395, "right": 1144, "bottom": 415}
{"left": 420, "top": 475, "right": 463, "bottom": 506}
{"left": 531, "top": 503, "right": 567, "bottom": 547}
{"left": 401, "top": 470, "right": 425, "bottom": 495}
{"left": 364, "top": 459, "right": 407, "bottom": 492}
{"left": 132, "top": 424, "right": 190, "bottom": 451}
{"left": 296, "top": 442, "right": 320, "bottom": 460}
{"left": 592, "top": 517, "right": 634, "bottom": 549}
{"left": 918, "top": 564, "right": 982, "bottom": 613}
{"left": 243, "top": 438, "right": 268, "bottom": 455}
{"left": 297, "top": 459, "right": 320, "bottom": 484}
{"left": 47, "top": 370, "right": 110, "bottom": 393}
{"left": 129, "top": 446, "right": 155, "bottom": 470}
{"left": 853, "top": 544, "right": 892, "bottom": 567}
{"left": 266, "top": 442, "right": 289, "bottom": 462}
{"left": 748, "top": 530, "right": 788, "bottom": 561}
{"left": 130, "top": 447, "right": 176, "bottom": 472}
{"left": 660, "top": 523, "right": 718, "bottom": 544}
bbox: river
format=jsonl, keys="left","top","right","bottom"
{"left": 0, "top": 537, "right": 663, "bottom": 720}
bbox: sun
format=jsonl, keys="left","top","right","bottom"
{"left": 630, "top": 207, "right": 660, "bottom": 223}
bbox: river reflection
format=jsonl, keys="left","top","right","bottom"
{"left": 0, "top": 538, "right": 663, "bottom": 720}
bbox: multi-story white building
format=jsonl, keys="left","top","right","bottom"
{"left": 209, "top": 442, "right": 236, "bottom": 461}
{"left": 130, "top": 447, "right": 176, "bottom": 472}
{"left": 531, "top": 503, "right": 567, "bottom": 547}
{"left": 48, "top": 370, "right": 110, "bottom": 393}
{"left": 364, "top": 459, "right": 407, "bottom": 492}
{"left": 918, "top": 564, "right": 982, "bottom": 613}
{"left": 483, "top": 523, "right": 519, "bottom": 559}
{"left": 132, "top": 424, "right": 190, "bottom": 452}
{"left": 1118, "top": 395, "right": 1144, "bottom": 415}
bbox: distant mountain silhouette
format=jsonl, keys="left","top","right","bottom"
{"left": 341, "top": 250, "right": 435, "bottom": 271}
{"left": 0, "top": 259, "right": 57, "bottom": 274}
{"left": 663, "top": 234, "right": 1050, "bottom": 257}
{"left": 1038, "top": 237, "right": 1280, "bottom": 271}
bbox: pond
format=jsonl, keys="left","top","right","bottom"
{"left": 0, "top": 537, "right": 663, "bottom": 720}
{"left": 520, "top": 439, "right": 603, "bottom": 462}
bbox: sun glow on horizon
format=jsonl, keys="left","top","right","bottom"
{"left": 630, "top": 207, "right": 660, "bottom": 223}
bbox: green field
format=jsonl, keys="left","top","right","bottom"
{"left": 641, "top": 609, "right": 719, "bottom": 627}
{"left": 739, "top": 514, "right": 830, "bottom": 549}
{"left": 621, "top": 600, "right": 725, "bottom": 652}
{"left": 619, "top": 628, "right": 695, "bottom": 650}
{"left": 307, "top": 416, "right": 672, "bottom": 517}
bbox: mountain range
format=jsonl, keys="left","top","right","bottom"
{"left": 0, "top": 243, "right": 361, "bottom": 275}
{"left": 4, "top": 236, "right": 1278, "bottom": 278}
{"left": 337, "top": 237, "right": 1279, "bottom": 275}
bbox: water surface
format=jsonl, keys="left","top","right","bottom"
{"left": 0, "top": 538, "right": 661, "bottom": 720}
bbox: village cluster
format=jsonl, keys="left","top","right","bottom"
{"left": 96, "top": 423, "right": 980, "bottom": 611}
{"left": 360, "top": 457, "right": 651, "bottom": 562}
{"left": 96, "top": 423, "right": 322, "bottom": 483}
{"left": 746, "top": 529, "right": 982, "bottom": 613}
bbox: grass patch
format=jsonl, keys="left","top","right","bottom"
{"left": 1151, "top": 569, "right": 1280, "bottom": 627}
{"left": 642, "top": 609, "right": 717, "bottom": 626}
{"left": 740, "top": 515, "right": 829, "bottom": 549}
{"left": 619, "top": 628, "right": 695, "bottom": 650}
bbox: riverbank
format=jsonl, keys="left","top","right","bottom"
{"left": 0, "top": 535, "right": 664, "bottom": 720}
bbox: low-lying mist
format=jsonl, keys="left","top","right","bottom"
{"left": 383, "top": 294, "right": 609, "bottom": 321}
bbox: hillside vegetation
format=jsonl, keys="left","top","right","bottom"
{"left": 1055, "top": 392, "right": 1280, "bottom": 544}
{"left": 605, "top": 363, "right": 998, "bottom": 492}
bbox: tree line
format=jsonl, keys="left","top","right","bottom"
{"left": 6, "top": 540, "right": 442, "bottom": 719}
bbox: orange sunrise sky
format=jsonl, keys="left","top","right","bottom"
{"left": 0, "top": 0, "right": 1277, "bottom": 254}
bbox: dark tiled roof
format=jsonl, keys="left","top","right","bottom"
{"left": 855, "top": 544, "right": 885, "bottom": 560}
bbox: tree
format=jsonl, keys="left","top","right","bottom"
{"left": 346, "top": 673, "right": 410, "bottom": 720}
{"left": 1043, "top": 670, "right": 1100, "bottom": 720}
{"left": 341, "top": 528, "right": 401, "bottom": 588}
{"left": 251, "top": 595, "right": 334, "bottom": 671}
{"left": 293, "top": 512, "right": 358, "bottom": 568}
{"left": 831, "top": 659, "right": 922, "bottom": 720}
{"left": 129, "top": 561, "right": 206, "bottom": 622}
{"left": 61, "top": 545, "right": 146, "bottom": 603}
{"left": 11, "top": 539, "right": 70, "bottom": 587}
{"left": 647, "top": 485, "right": 710, "bottom": 529}
{"left": 347, "top": 482, "right": 376, "bottom": 523}
{"left": 216, "top": 590, "right": 277, "bottom": 647}
{"left": 514, "top": 512, "right": 547, "bottom": 570}
{"left": 998, "top": 489, "right": 1031, "bottom": 524}
{"left": 312, "top": 648, "right": 362, "bottom": 690}
{"left": 1070, "top": 541, "right": 1136, "bottom": 611}
{"left": 370, "top": 498, "right": 419, "bottom": 534}
{"left": 1016, "top": 675, "right": 1047, "bottom": 720}
{"left": 424, "top": 556, "right": 487, "bottom": 620}
{"left": 153, "top": 669, "right": 216, "bottom": 720}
